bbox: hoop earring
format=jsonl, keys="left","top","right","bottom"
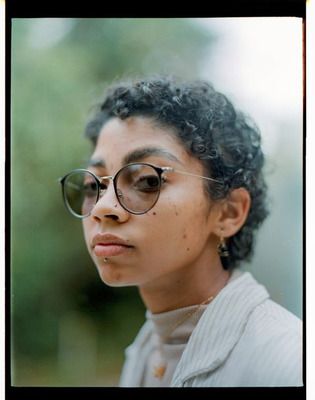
{"left": 218, "top": 236, "right": 229, "bottom": 270}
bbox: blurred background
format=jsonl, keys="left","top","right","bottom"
{"left": 10, "top": 17, "right": 303, "bottom": 386}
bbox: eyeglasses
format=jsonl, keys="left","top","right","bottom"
{"left": 59, "top": 162, "right": 220, "bottom": 218}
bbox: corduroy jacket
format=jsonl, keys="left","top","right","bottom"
{"left": 119, "top": 271, "right": 303, "bottom": 387}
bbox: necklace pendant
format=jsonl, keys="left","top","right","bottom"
{"left": 154, "top": 364, "right": 167, "bottom": 378}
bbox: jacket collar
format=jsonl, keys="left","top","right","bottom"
{"left": 171, "top": 271, "right": 270, "bottom": 386}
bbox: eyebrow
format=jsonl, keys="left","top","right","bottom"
{"left": 123, "top": 147, "right": 183, "bottom": 166}
{"left": 88, "top": 158, "right": 106, "bottom": 168}
{"left": 88, "top": 146, "right": 183, "bottom": 168}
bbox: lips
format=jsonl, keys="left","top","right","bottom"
{"left": 91, "top": 233, "right": 133, "bottom": 258}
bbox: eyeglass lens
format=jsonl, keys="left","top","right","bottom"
{"left": 63, "top": 164, "right": 162, "bottom": 217}
{"left": 63, "top": 171, "right": 98, "bottom": 217}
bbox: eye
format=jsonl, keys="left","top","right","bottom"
{"left": 99, "top": 182, "right": 108, "bottom": 191}
{"left": 133, "top": 175, "right": 160, "bottom": 192}
{"left": 83, "top": 181, "right": 98, "bottom": 197}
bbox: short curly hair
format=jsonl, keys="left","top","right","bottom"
{"left": 84, "top": 76, "right": 269, "bottom": 268}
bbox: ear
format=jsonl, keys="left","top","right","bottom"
{"left": 213, "top": 188, "right": 251, "bottom": 238}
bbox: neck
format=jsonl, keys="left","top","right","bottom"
{"left": 139, "top": 255, "right": 231, "bottom": 314}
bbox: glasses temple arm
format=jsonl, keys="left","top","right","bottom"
{"left": 164, "top": 167, "right": 220, "bottom": 183}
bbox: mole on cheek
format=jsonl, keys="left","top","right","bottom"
{"left": 183, "top": 234, "right": 187, "bottom": 239}
{"left": 187, "top": 248, "right": 190, "bottom": 251}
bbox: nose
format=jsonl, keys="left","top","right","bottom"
{"left": 91, "top": 179, "right": 129, "bottom": 223}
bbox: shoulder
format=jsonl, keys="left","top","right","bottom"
{"left": 250, "top": 297, "right": 302, "bottom": 335}
{"left": 173, "top": 272, "right": 303, "bottom": 387}
{"left": 245, "top": 296, "right": 302, "bottom": 361}
{"left": 232, "top": 298, "right": 303, "bottom": 386}
{"left": 251, "top": 298, "right": 302, "bottom": 358}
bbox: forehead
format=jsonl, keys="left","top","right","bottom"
{"left": 91, "top": 117, "right": 191, "bottom": 168}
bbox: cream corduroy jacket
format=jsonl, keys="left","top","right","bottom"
{"left": 119, "top": 272, "right": 303, "bottom": 387}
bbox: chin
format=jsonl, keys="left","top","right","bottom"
{"left": 96, "top": 260, "right": 136, "bottom": 288}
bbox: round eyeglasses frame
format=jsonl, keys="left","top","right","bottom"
{"left": 59, "top": 162, "right": 220, "bottom": 218}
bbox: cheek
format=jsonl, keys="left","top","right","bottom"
{"left": 148, "top": 192, "right": 211, "bottom": 254}
{"left": 82, "top": 220, "right": 92, "bottom": 252}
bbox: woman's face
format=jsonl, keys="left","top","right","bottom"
{"left": 82, "top": 117, "right": 221, "bottom": 290}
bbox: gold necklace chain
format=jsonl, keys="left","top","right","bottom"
{"left": 153, "top": 289, "right": 221, "bottom": 379}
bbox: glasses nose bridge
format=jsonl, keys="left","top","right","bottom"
{"left": 98, "top": 175, "right": 114, "bottom": 196}
{"left": 99, "top": 175, "right": 114, "bottom": 182}
{"left": 94, "top": 175, "right": 120, "bottom": 212}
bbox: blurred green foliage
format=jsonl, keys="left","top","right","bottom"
{"left": 11, "top": 18, "right": 215, "bottom": 386}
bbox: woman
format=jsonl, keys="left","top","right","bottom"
{"left": 59, "top": 76, "right": 302, "bottom": 387}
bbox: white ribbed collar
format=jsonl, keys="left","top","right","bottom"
{"left": 171, "top": 271, "right": 270, "bottom": 386}
{"left": 146, "top": 304, "right": 208, "bottom": 345}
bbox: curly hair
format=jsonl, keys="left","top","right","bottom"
{"left": 84, "top": 76, "right": 269, "bottom": 268}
